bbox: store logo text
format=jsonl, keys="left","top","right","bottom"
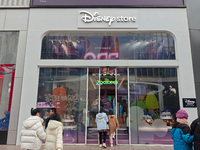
{"left": 96, "top": 80, "right": 118, "bottom": 85}
{"left": 84, "top": 52, "right": 119, "bottom": 59}
{"left": 80, "top": 11, "right": 136, "bottom": 26}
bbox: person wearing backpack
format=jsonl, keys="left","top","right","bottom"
{"left": 191, "top": 117, "right": 200, "bottom": 150}
{"left": 171, "top": 109, "right": 193, "bottom": 150}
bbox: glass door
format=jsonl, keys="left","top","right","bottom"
{"left": 100, "top": 67, "right": 116, "bottom": 115}
{"left": 87, "top": 68, "right": 99, "bottom": 144}
{"left": 87, "top": 67, "right": 130, "bottom": 145}
{"left": 116, "top": 68, "right": 129, "bottom": 144}
{"left": 87, "top": 67, "right": 117, "bottom": 145}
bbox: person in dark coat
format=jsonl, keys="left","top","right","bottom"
{"left": 171, "top": 109, "right": 193, "bottom": 150}
{"left": 191, "top": 117, "right": 200, "bottom": 150}
{"left": 45, "top": 108, "right": 60, "bottom": 129}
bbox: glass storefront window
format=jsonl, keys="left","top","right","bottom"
{"left": 37, "top": 68, "right": 87, "bottom": 144}
{"left": 0, "top": 31, "right": 18, "bottom": 128}
{"left": 0, "top": 32, "right": 18, "bottom": 144}
{"left": 0, "top": 64, "right": 15, "bottom": 131}
{"left": 87, "top": 68, "right": 99, "bottom": 144}
{"left": 41, "top": 32, "right": 175, "bottom": 60}
{"left": 117, "top": 68, "right": 129, "bottom": 144}
{"left": 37, "top": 67, "right": 180, "bottom": 145}
{"left": 129, "top": 68, "right": 179, "bottom": 144}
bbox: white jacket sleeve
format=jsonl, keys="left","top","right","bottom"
{"left": 56, "top": 126, "right": 63, "bottom": 150}
{"left": 36, "top": 122, "right": 46, "bottom": 140}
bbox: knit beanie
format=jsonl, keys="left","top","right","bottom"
{"left": 176, "top": 109, "right": 188, "bottom": 119}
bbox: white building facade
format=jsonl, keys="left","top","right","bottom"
{"left": 0, "top": 0, "right": 197, "bottom": 145}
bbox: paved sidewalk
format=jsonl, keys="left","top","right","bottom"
{"left": 0, "top": 145, "right": 173, "bottom": 150}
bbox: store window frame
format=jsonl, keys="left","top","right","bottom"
{"left": 38, "top": 31, "right": 180, "bottom": 145}
{"left": 37, "top": 66, "right": 180, "bottom": 145}
{"left": 40, "top": 32, "right": 176, "bottom": 61}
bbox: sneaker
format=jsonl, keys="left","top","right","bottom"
{"left": 112, "top": 136, "right": 115, "bottom": 140}
{"left": 99, "top": 144, "right": 103, "bottom": 148}
{"left": 110, "top": 144, "right": 113, "bottom": 147}
{"left": 103, "top": 143, "right": 107, "bottom": 148}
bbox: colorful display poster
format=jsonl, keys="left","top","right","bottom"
{"left": 52, "top": 87, "right": 67, "bottom": 114}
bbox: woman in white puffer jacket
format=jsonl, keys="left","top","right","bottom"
{"left": 44, "top": 112, "right": 63, "bottom": 150}
{"left": 21, "top": 108, "right": 46, "bottom": 150}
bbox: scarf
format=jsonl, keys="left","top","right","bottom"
{"left": 177, "top": 118, "right": 190, "bottom": 127}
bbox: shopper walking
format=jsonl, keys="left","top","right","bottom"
{"left": 108, "top": 110, "right": 119, "bottom": 147}
{"left": 44, "top": 108, "right": 63, "bottom": 150}
{"left": 171, "top": 109, "right": 193, "bottom": 150}
{"left": 45, "top": 108, "right": 61, "bottom": 129}
{"left": 96, "top": 108, "right": 109, "bottom": 148}
{"left": 191, "top": 117, "right": 200, "bottom": 150}
{"left": 20, "top": 108, "right": 46, "bottom": 150}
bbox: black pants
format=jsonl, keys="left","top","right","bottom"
{"left": 99, "top": 132, "right": 107, "bottom": 144}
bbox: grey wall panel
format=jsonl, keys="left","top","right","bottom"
{"left": 190, "top": 30, "right": 200, "bottom": 82}
{"left": 194, "top": 82, "right": 200, "bottom": 116}
{"left": 186, "top": 0, "right": 200, "bottom": 29}
{"left": 187, "top": 0, "right": 200, "bottom": 117}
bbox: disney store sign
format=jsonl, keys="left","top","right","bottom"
{"left": 182, "top": 98, "right": 197, "bottom": 107}
{"left": 80, "top": 11, "right": 136, "bottom": 26}
{"left": 78, "top": 10, "right": 138, "bottom": 28}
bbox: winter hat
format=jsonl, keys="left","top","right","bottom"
{"left": 176, "top": 109, "right": 188, "bottom": 119}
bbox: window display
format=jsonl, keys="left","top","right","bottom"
{"left": 37, "top": 67, "right": 180, "bottom": 144}
{"left": 41, "top": 32, "right": 175, "bottom": 60}
{"left": 129, "top": 68, "right": 179, "bottom": 144}
{"left": 37, "top": 68, "right": 87, "bottom": 144}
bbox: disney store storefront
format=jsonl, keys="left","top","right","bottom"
{"left": 37, "top": 32, "right": 179, "bottom": 145}
{"left": 16, "top": 6, "right": 197, "bottom": 145}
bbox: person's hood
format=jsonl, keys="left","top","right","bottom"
{"left": 48, "top": 120, "right": 63, "bottom": 130}
{"left": 109, "top": 115, "right": 114, "bottom": 118}
{"left": 23, "top": 116, "right": 43, "bottom": 129}
{"left": 96, "top": 113, "right": 106, "bottom": 119}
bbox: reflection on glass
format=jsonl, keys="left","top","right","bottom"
{"left": 37, "top": 68, "right": 87, "bottom": 144}
{"left": 129, "top": 68, "right": 179, "bottom": 144}
{"left": 129, "top": 69, "right": 138, "bottom": 144}
{"left": 87, "top": 68, "right": 99, "bottom": 144}
{"left": 88, "top": 68, "right": 99, "bottom": 128}
{"left": 41, "top": 32, "right": 175, "bottom": 60}
{"left": 117, "top": 68, "right": 129, "bottom": 144}
{"left": 0, "top": 64, "right": 15, "bottom": 131}
{"left": 100, "top": 67, "right": 117, "bottom": 145}
{"left": 100, "top": 67, "right": 115, "bottom": 115}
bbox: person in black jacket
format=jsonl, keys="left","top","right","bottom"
{"left": 191, "top": 117, "right": 200, "bottom": 150}
{"left": 45, "top": 108, "right": 60, "bottom": 129}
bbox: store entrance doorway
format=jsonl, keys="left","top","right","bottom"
{"left": 87, "top": 67, "right": 129, "bottom": 145}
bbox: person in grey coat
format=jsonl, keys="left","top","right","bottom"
{"left": 96, "top": 108, "right": 109, "bottom": 148}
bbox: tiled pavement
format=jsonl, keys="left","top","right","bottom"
{"left": 0, "top": 145, "right": 173, "bottom": 150}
